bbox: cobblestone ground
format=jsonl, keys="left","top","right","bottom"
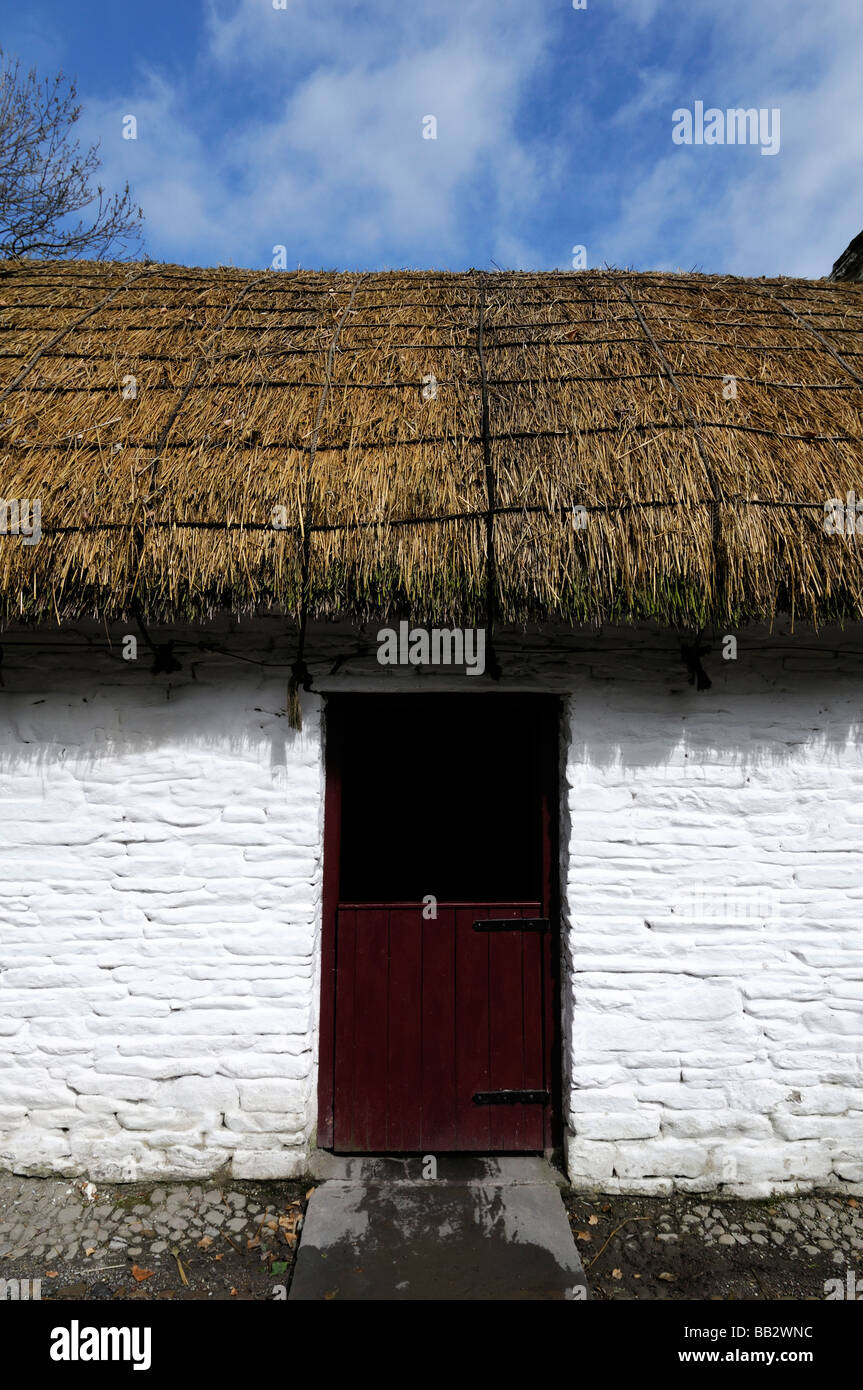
{"left": 0, "top": 1173, "right": 310, "bottom": 1300}
{"left": 564, "top": 1191, "right": 863, "bottom": 1300}
{"left": 1, "top": 1173, "right": 862, "bottom": 1300}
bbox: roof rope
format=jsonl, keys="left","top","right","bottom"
{"left": 138, "top": 274, "right": 271, "bottom": 508}
{"left": 287, "top": 274, "right": 367, "bottom": 730}
{"left": 127, "top": 273, "right": 270, "bottom": 623}
{"left": 755, "top": 285, "right": 863, "bottom": 392}
{"left": 9, "top": 418, "right": 862, "bottom": 456}
{"left": 0, "top": 482, "right": 852, "bottom": 555}
{"left": 4, "top": 491, "right": 833, "bottom": 542}
{"left": 476, "top": 273, "right": 502, "bottom": 680}
{"left": 613, "top": 276, "right": 726, "bottom": 603}
{"left": 4, "top": 329, "right": 859, "bottom": 363}
{"left": 0, "top": 265, "right": 157, "bottom": 416}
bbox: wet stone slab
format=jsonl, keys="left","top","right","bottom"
{"left": 289, "top": 1181, "right": 590, "bottom": 1301}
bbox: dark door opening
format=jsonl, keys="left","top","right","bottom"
{"left": 318, "top": 695, "right": 560, "bottom": 1153}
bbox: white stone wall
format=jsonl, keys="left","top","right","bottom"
{"left": 559, "top": 628, "right": 863, "bottom": 1197}
{"left": 0, "top": 621, "right": 325, "bottom": 1181}
{"left": 1, "top": 616, "right": 862, "bottom": 1192}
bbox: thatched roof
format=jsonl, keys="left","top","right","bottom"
{"left": 2, "top": 258, "right": 863, "bottom": 632}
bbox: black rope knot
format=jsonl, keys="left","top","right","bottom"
{"left": 681, "top": 637, "right": 712, "bottom": 691}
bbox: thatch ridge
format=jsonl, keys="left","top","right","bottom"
{"left": 1, "top": 259, "right": 863, "bottom": 630}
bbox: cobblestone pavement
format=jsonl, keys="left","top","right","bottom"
{"left": 0, "top": 1173, "right": 309, "bottom": 1299}
{"left": 1, "top": 1172, "right": 861, "bottom": 1300}
{"left": 564, "top": 1190, "right": 863, "bottom": 1300}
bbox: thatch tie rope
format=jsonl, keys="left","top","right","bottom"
{"left": 17, "top": 493, "right": 836, "bottom": 542}
{"left": 10, "top": 419, "right": 863, "bottom": 456}
{"left": 611, "top": 276, "right": 728, "bottom": 530}
{"left": 0, "top": 265, "right": 158, "bottom": 416}
{"left": 755, "top": 285, "right": 863, "bottom": 392}
{"left": 613, "top": 277, "right": 726, "bottom": 604}
{"left": 476, "top": 274, "right": 502, "bottom": 680}
{"left": 139, "top": 274, "right": 271, "bottom": 505}
{"left": 288, "top": 274, "right": 368, "bottom": 729}
{"left": 129, "top": 273, "right": 270, "bottom": 604}
{"left": 7, "top": 329, "right": 863, "bottom": 363}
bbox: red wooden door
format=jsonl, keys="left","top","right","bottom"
{"left": 320, "top": 696, "right": 558, "bottom": 1153}
{"left": 333, "top": 903, "right": 550, "bottom": 1151}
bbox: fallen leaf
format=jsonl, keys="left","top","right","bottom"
{"left": 278, "top": 1215, "right": 295, "bottom": 1230}
{"left": 658, "top": 1272, "right": 676, "bottom": 1282}
{"left": 214, "top": 1254, "right": 223, "bottom": 1262}
{"left": 284, "top": 1233, "right": 297, "bottom": 1249}
{"left": 131, "top": 1266, "right": 154, "bottom": 1283}
{"left": 266, "top": 1219, "right": 279, "bottom": 1232}
{"left": 230, "top": 1287, "right": 238, "bottom": 1296}
{"left": 576, "top": 1231, "right": 592, "bottom": 1242}
{"left": 633, "top": 1273, "right": 641, "bottom": 1279}
{"left": 849, "top": 1198, "right": 859, "bottom": 1208}
{"left": 271, "top": 1261, "right": 288, "bottom": 1276}
{"left": 588, "top": 1215, "right": 599, "bottom": 1225}
{"left": 45, "top": 1271, "right": 59, "bottom": 1279}
{"left": 197, "top": 1236, "right": 213, "bottom": 1250}
{"left": 247, "top": 1237, "right": 261, "bottom": 1250}
{"left": 611, "top": 1268, "right": 622, "bottom": 1279}
{"left": 85, "top": 1248, "right": 96, "bottom": 1257}
{"left": 305, "top": 1188, "right": 316, "bottom": 1201}
{"left": 601, "top": 1203, "right": 612, "bottom": 1213}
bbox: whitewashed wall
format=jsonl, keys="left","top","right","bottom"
{"left": 558, "top": 628, "right": 863, "bottom": 1198}
{"left": 0, "top": 621, "right": 325, "bottom": 1181}
{"left": 1, "top": 616, "right": 862, "bottom": 1193}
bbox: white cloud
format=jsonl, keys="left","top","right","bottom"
{"left": 66, "top": 0, "right": 863, "bottom": 276}
{"left": 79, "top": 0, "right": 554, "bottom": 268}
{"left": 600, "top": 0, "right": 863, "bottom": 275}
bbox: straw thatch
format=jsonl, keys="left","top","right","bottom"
{"left": 1, "top": 258, "right": 863, "bottom": 632}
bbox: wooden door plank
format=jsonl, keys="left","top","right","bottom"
{"left": 352, "top": 907, "right": 389, "bottom": 1150}
{"left": 522, "top": 918, "right": 547, "bottom": 1149}
{"left": 333, "top": 907, "right": 357, "bottom": 1150}
{"left": 488, "top": 905, "right": 527, "bottom": 1149}
{"left": 455, "top": 904, "right": 491, "bottom": 1149}
{"left": 386, "top": 906, "right": 423, "bottom": 1149}
{"left": 421, "top": 906, "right": 457, "bottom": 1150}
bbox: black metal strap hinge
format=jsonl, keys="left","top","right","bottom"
{"left": 472, "top": 918, "right": 549, "bottom": 932}
{"left": 473, "top": 1089, "right": 551, "bottom": 1106}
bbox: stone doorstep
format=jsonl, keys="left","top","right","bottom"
{"left": 307, "top": 1151, "right": 567, "bottom": 1187}
{"left": 289, "top": 1178, "right": 590, "bottom": 1302}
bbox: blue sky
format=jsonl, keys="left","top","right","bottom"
{"left": 6, "top": 0, "right": 863, "bottom": 275}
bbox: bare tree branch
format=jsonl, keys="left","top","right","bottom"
{"left": 0, "top": 49, "right": 144, "bottom": 261}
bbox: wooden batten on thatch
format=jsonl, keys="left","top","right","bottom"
{"left": 1, "top": 259, "right": 863, "bottom": 631}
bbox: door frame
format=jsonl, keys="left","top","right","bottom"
{"left": 315, "top": 693, "right": 562, "bottom": 1151}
